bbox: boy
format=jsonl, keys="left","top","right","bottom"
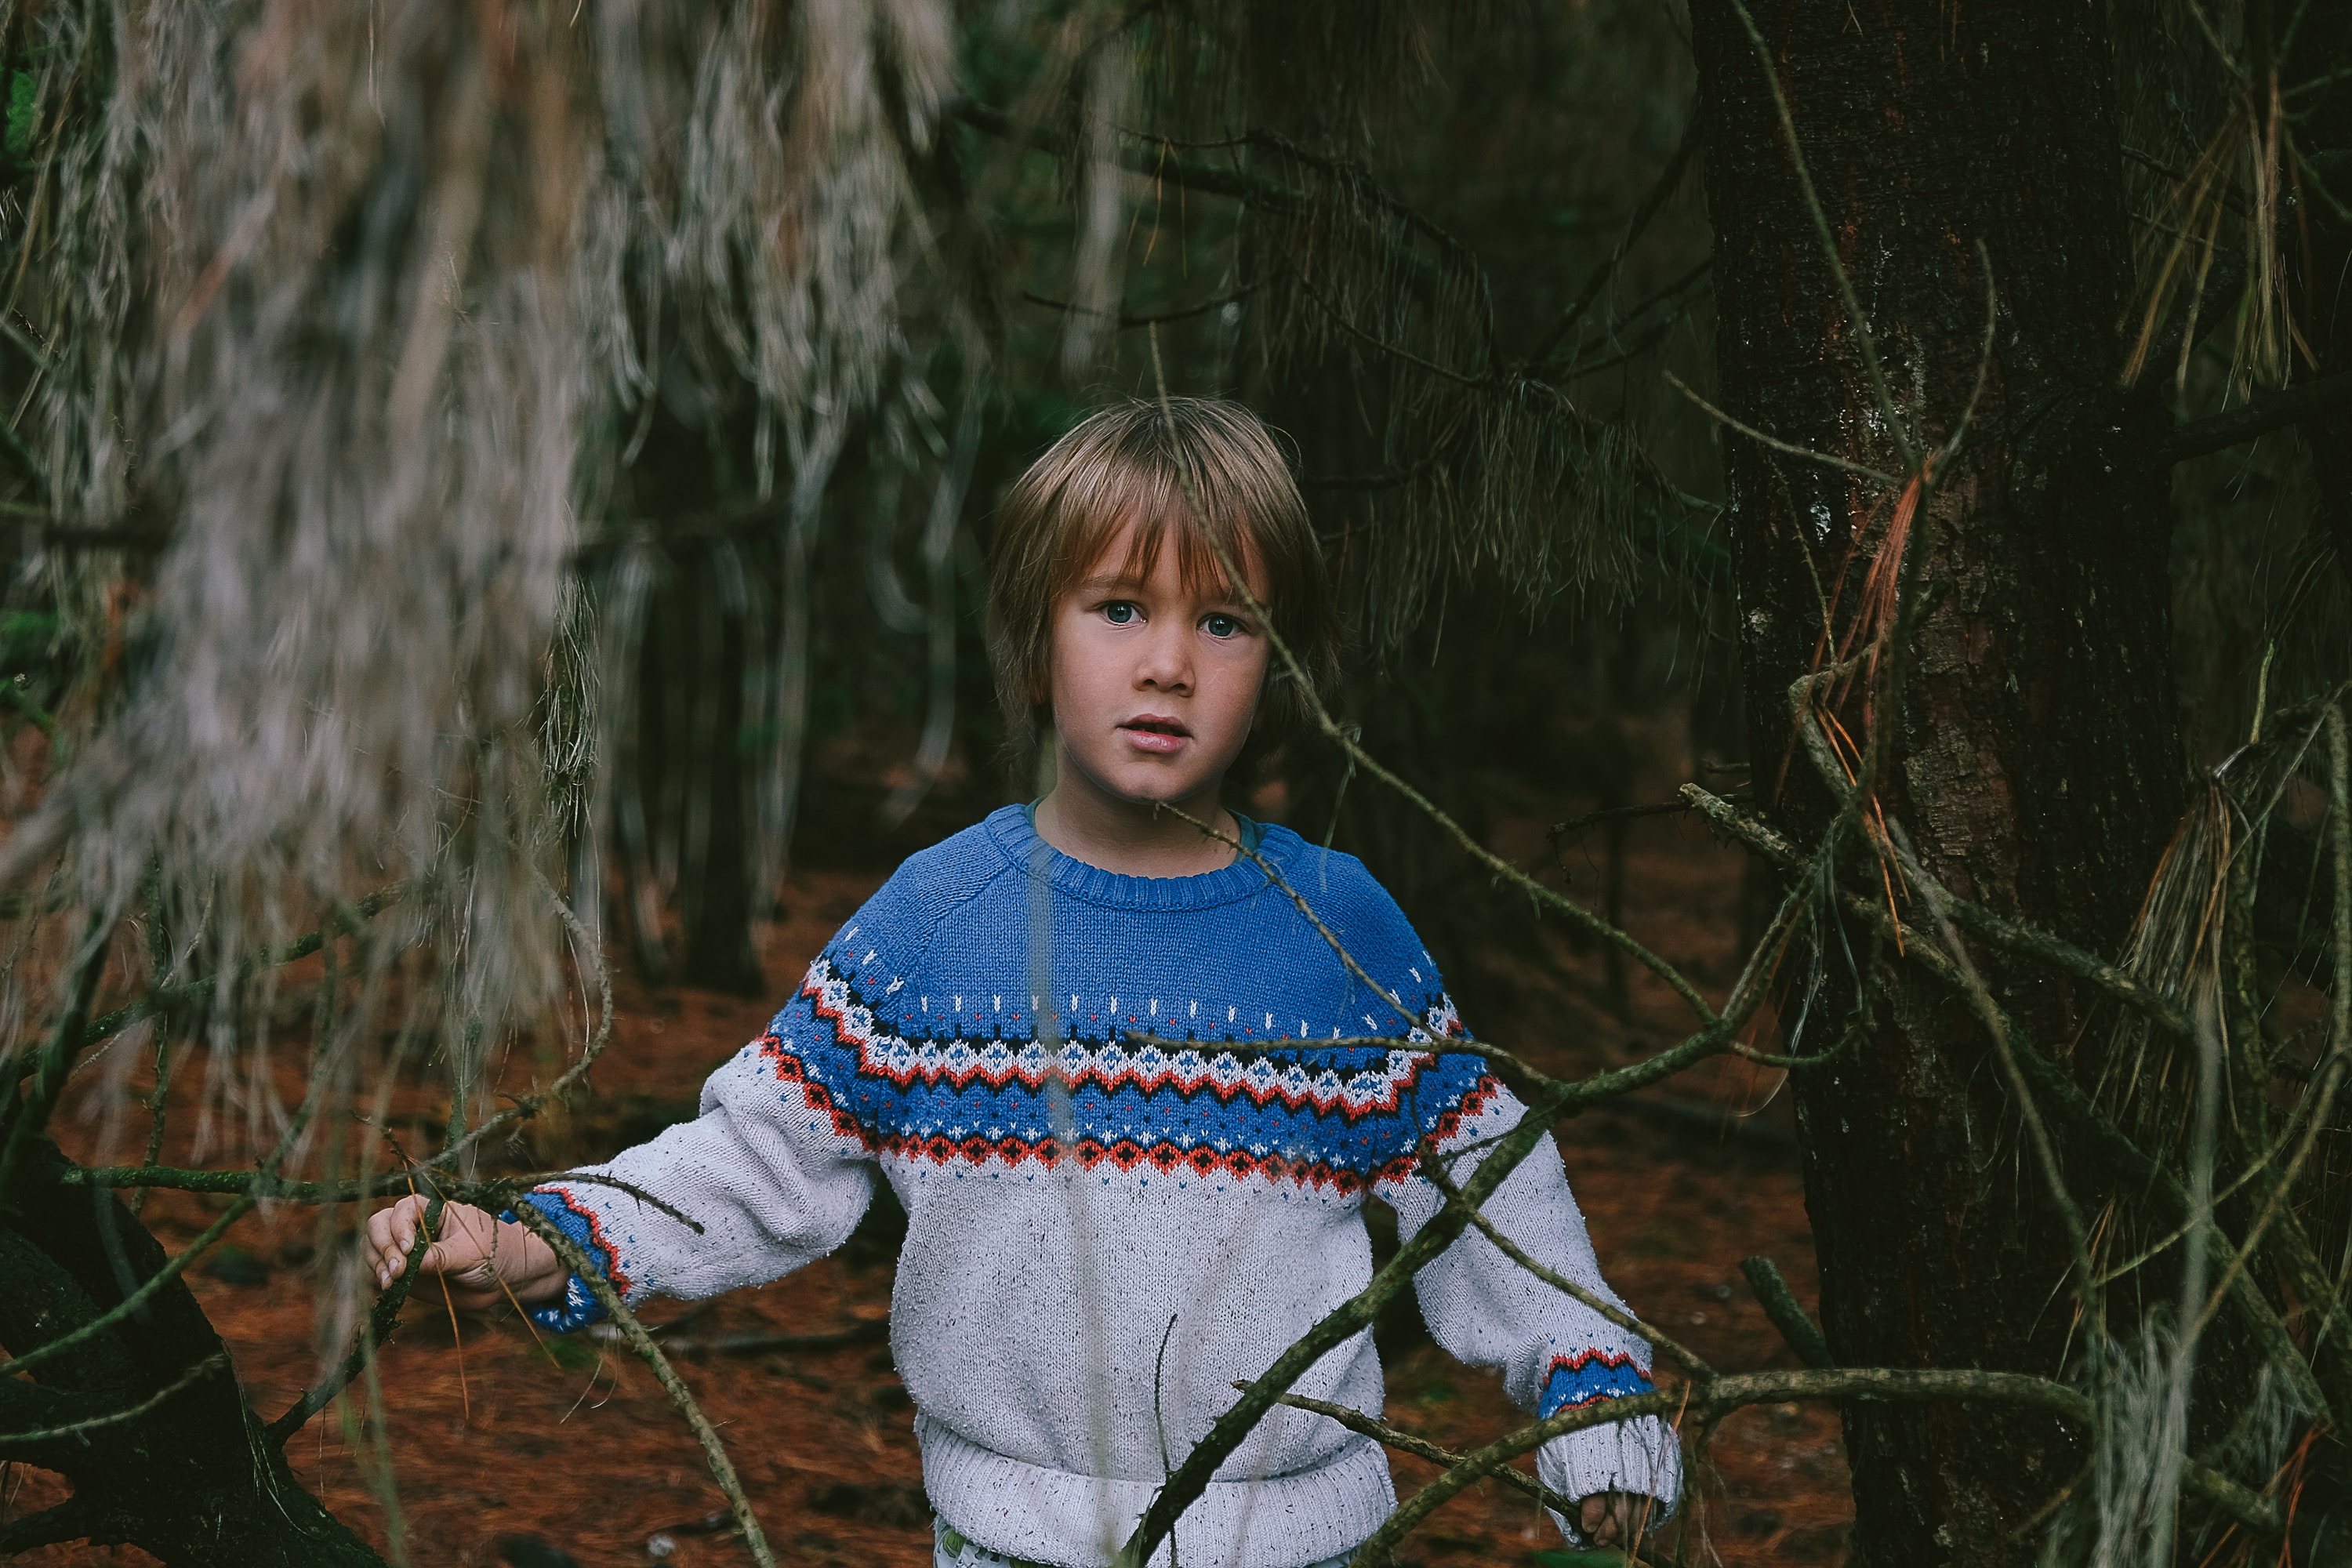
{"left": 368, "top": 397, "right": 1679, "bottom": 1567}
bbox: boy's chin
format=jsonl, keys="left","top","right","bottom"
{"left": 1060, "top": 750, "right": 1221, "bottom": 807}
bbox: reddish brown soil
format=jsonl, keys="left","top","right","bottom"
{"left": 6, "top": 800, "right": 1850, "bottom": 1568}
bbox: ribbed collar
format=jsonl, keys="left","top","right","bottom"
{"left": 982, "top": 804, "right": 1285, "bottom": 911}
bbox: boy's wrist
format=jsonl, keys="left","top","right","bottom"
{"left": 491, "top": 1208, "right": 579, "bottom": 1305}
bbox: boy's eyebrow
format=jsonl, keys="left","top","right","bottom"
{"left": 1073, "top": 570, "right": 1250, "bottom": 601}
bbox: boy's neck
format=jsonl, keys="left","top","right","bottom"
{"left": 1032, "top": 762, "right": 1240, "bottom": 878}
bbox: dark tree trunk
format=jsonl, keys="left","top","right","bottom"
{"left": 0, "top": 1137, "right": 385, "bottom": 1566}
{"left": 2285, "top": 8, "right": 2352, "bottom": 575}
{"left": 634, "top": 554, "right": 762, "bottom": 996}
{"left": 1689, "top": 4, "right": 2190, "bottom": 1561}
{"left": 681, "top": 591, "right": 760, "bottom": 994}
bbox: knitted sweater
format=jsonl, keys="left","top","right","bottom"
{"left": 521, "top": 807, "right": 1680, "bottom": 1568}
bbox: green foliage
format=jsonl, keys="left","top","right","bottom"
{"left": 5, "top": 71, "right": 34, "bottom": 160}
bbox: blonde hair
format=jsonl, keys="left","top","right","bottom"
{"left": 985, "top": 397, "right": 1337, "bottom": 782}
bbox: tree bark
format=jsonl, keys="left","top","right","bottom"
{"left": 0, "top": 1135, "right": 386, "bottom": 1566}
{"left": 1689, "top": 4, "right": 2190, "bottom": 1561}
{"left": 2285, "top": 7, "right": 2352, "bottom": 581}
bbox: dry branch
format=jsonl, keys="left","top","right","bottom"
{"left": 506, "top": 1200, "right": 778, "bottom": 1568}
{"left": 2159, "top": 369, "right": 2352, "bottom": 464}
{"left": 0, "top": 1352, "right": 225, "bottom": 1446}
{"left": 1739, "top": 1256, "right": 1832, "bottom": 1369}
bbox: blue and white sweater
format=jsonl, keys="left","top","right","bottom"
{"left": 523, "top": 807, "right": 1679, "bottom": 1568}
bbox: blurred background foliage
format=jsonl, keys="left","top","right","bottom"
{"left": 0, "top": 0, "right": 2328, "bottom": 1053}
{"left": 575, "top": 0, "right": 1735, "bottom": 1014}
{"left": 0, "top": 0, "right": 2347, "bottom": 1561}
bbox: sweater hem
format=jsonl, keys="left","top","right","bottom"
{"left": 917, "top": 1414, "right": 1393, "bottom": 1568}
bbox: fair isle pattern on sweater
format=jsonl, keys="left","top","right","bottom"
{"left": 768, "top": 953, "right": 1499, "bottom": 1192}
{"left": 517, "top": 806, "right": 1679, "bottom": 1568}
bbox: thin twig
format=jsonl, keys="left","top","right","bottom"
{"left": 1681, "top": 784, "right": 2332, "bottom": 1416}
{"left": 1020, "top": 284, "right": 1258, "bottom": 329}
{"left": 1116, "top": 1095, "right": 1567, "bottom": 1568}
{"left": 1664, "top": 371, "right": 1904, "bottom": 487}
{"left": 53, "top": 1166, "right": 701, "bottom": 1234}
{"left": 1740, "top": 1256, "right": 1832, "bottom": 1368}
{"left": 1723, "top": 0, "right": 1921, "bottom": 471}
{"left": 1417, "top": 1138, "right": 1711, "bottom": 1377}
{"left": 1149, "top": 800, "right": 1560, "bottom": 1104}
{"left": 0, "top": 912, "right": 109, "bottom": 1209}
{"left": 1890, "top": 827, "right": 2103, "bottom": 1334}
{"left": 267, "top": 1200, "right": 441, "bottom": 1445}
{"left": 0, "top": 1353, "right": 227, "bottom": 1446}
{"left": 2158, "top": 369, "right": 2352, "bottom": 465}
{"left": 1547, "top": 799, "right": 1698, "bottom": 840}
{"left": 1527, "top": 113, "right": 1706, "bottom": 368}
{"left": 506, "top": 1201, "right": 776, "bottom": 1568}
{"left": 1263, "top": 1389, "right": 1594, "bottom": 1520}
{"left": 5, "top": 883, "right": 412, "bottom": 1081}
{"left": 7, "top": 1031, "right": 343, "bottom": 1383}
{"left": 1681, "top": 784, "right": 2195, "bottom": 1037}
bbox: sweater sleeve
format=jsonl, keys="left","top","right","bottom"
{"left": 1377, "top": 1079, "right": 1682, "bottom": 1538}
{"left": 514, "top": 965, "right": 881, "bottom": 1334}
{"left": 1315, "top": 852, "right": 1679, "bottom": 1539}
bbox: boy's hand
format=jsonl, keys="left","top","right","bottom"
{"left": 363, "top": 1196, "right": 566, "bottom": 1311}
{"left": 1578, "top": 1490, "right": 1653, "bottom": 1549}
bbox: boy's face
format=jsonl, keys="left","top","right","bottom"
{"left": 1047, "top": 517, "right": 1272, "bottom": 814}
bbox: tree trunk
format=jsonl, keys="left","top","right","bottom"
{"left": 2285, "top": 8, "right": 2352, "bottom": 579}
{"left": 636, "top": 553, "right": 762, "bottom": 996}
{"left": 1689, "top": 4, "right": 2189, "bottom": 1561}
{"left": 0, "top": 1136, "right": 386, "bottom": 1566}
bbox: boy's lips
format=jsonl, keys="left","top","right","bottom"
{"left": 1118, "top": 715, "right": 1190, "bottom": 754}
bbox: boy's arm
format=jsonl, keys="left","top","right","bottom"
{"left": 511, "top": 973, "right": 881, "bottom": 1332}
{"left": 1376, "top": 1072, "right": 1682, "bottom": 1544}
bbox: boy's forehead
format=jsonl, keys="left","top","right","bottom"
{"left": 1073, "top": 510, "right": 1263, "bottom": 590}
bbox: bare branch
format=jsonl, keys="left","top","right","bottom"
{"left": 1020, "top": 285, "right": 1259, "bottom": 329}
{"left": 949, "top": 100, "right": 1304, "bottom": 212}
{"left": 1115, "top": 1096, "right": 1565, "bottom": 1568}
{"left": 60, "top": 881, "right": 408, "bottom": 1069}
{"left": 1681, "top": 784, "right": 2195, "bottom": 1038}
{"left": 0, "top": 1351, "right": 228, "bottom": 1448}
{"left": 2158, "top": 369, "right": 2352, "bottom": 465}
{"left": 266, "top": 1200, "right": 441, "bottom": 1445}
{"left": 506, "top": 1198, "right": 777, "bottom": 1568}
{"left": 0, "top": 912, "right": 111, "bottom": 1207}
{"left": 1146, "top": 800, "right": 1561, "bottom": 1104}
{"left": 1527, "top": 113, "right": 1706, "bottom": 368}
{"left": 1262, "top": 1388, "right": 1592, "bottom": 1520}
{"left": 1417, "top": 1137, "right": 1713, "bottom": 1377}
{"left": 1739, "top": 1256, "right": 1832, "bottom": 1369}
{"left": 1679, "top": 784, "right": 2333, "bottom": 1417}
{"left": 1722, "top": 0, "right": 1921, "bottom": 472}
{"left": 1664, "top": 370, "right": 1905, "bottom": 488}
{"left": 0, "top": 1497, "right": 96, "bottom": 1555}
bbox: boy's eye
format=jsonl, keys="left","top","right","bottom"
{"left": 1203, "top": 612, "right": 1242, "bottom": 638}
{"left": 1103, "top": 601, "right": 1138, "bottom": 625}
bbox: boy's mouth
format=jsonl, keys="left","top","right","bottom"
{"left": 1119, "top": 714, "right": 1191, "bottom": 753}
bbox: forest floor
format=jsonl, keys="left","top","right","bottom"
{"left": 8, "top": 778, "right": 1850, "bottom": 1568}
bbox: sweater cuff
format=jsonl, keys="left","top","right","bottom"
{"left": 1532, "top": 1353, "right": 1679, "bottom": 1546}
{"left": 503, "top": 1189, "right": 627, "bottom": 1334}
{"left": 1536, "top": 1411, "right": 1682, "bottom": 1546}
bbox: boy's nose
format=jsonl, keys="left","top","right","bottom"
{"left": 1135, "top": 626, "right": 1191, "bottom": 691}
